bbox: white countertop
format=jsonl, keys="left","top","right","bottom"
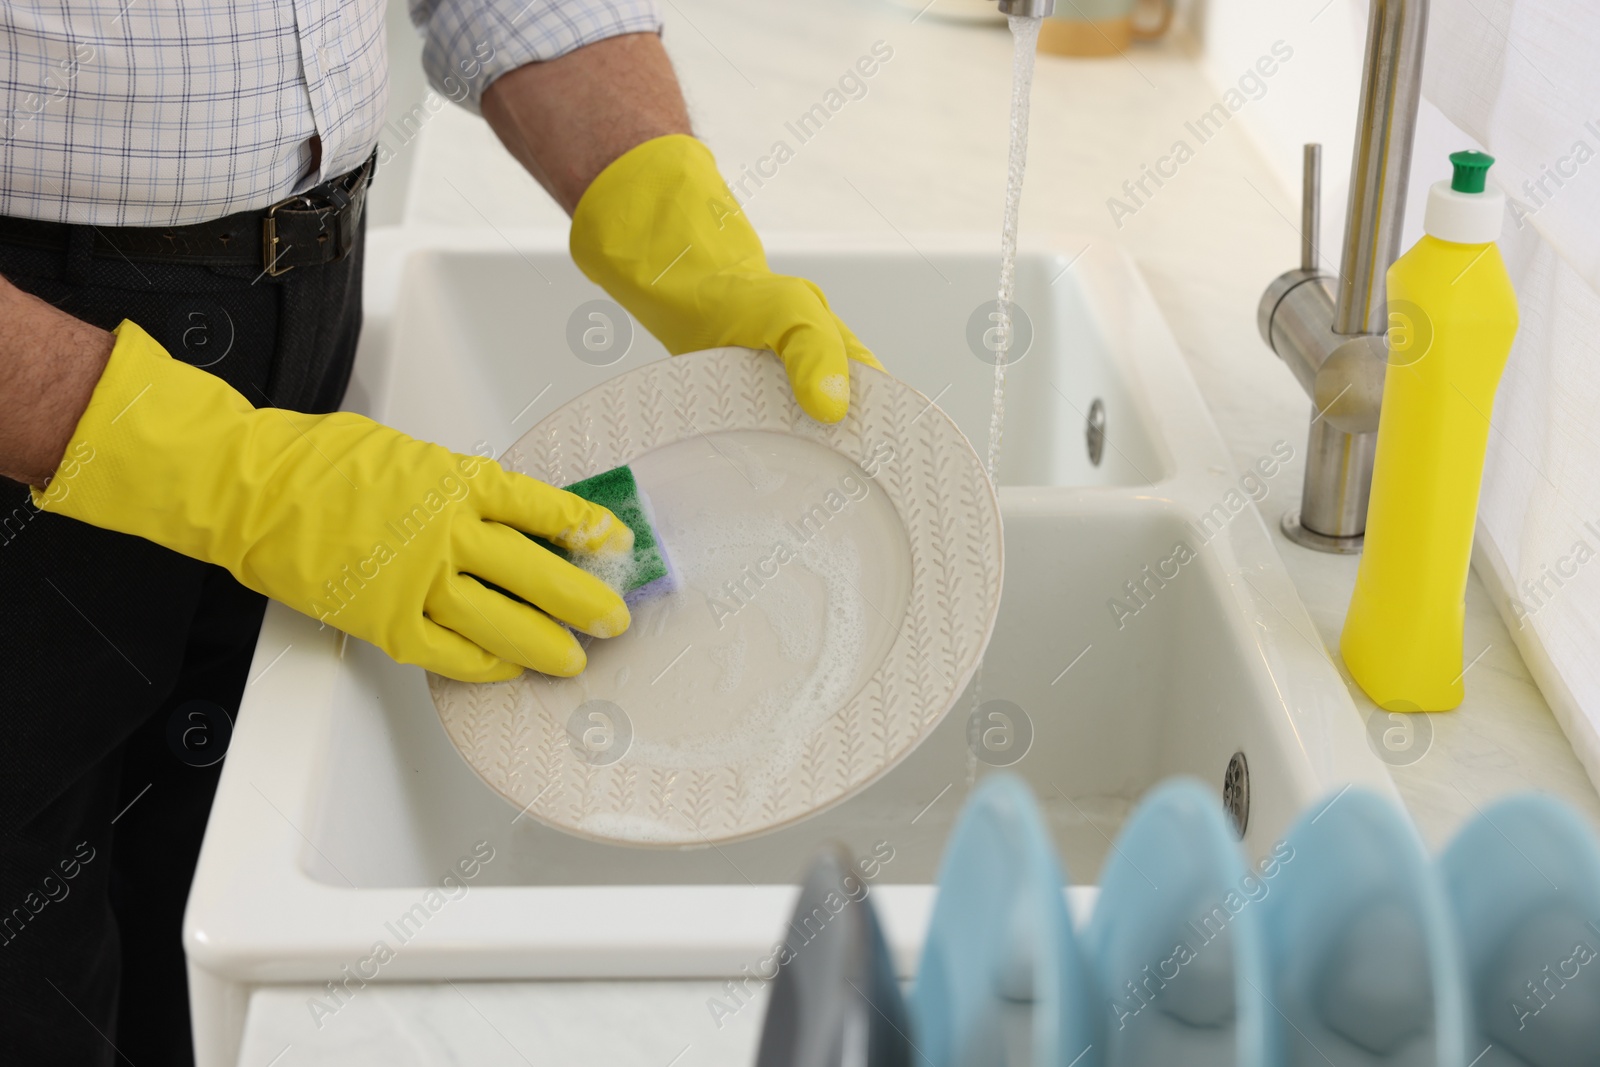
{"left": 234, "top": 0, "right": 1600, "bottom": 1062}
{"left": 238, "top": 980, "right": 766, "bottom": 1067}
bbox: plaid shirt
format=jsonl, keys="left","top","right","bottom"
{"left": 0, "top": 0, "right": 660, "bottom": 226}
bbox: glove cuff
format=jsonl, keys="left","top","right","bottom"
{"left": 570, "top": 133, "right": 766, "bottom": 354}
{"left": 30, "top": 320, "right": 263, "bottom": 560}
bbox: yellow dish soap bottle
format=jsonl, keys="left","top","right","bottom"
{"left": 1340, "top": 150, "right": 1519, "bottom": 712}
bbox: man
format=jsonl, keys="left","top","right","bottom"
{"left": 0, "top": 2, "right": 879, "bottom": 1061}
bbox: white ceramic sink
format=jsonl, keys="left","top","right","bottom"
{"left": 184, "top": 229, "right": 1399, "bottom": 1066}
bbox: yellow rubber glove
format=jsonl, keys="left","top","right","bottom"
{"left": 32, "top": 321, "right": 631, "bottom": 682}
{"left": 570, "top": 134, "right": 883, "bottom": 424}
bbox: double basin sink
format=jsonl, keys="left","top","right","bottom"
{"left": 183, "top": 229, "right": 1398, "bottom": 1066}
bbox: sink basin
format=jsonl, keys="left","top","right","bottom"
{"left": 185, "top": 229, "right": 1398, "bottom": 1066}
{"left": 356, "top": 233, "right": 1162, "bottom": 490}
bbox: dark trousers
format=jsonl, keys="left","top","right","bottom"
{"left": 0, "top": 223, "right": 364, "bottom": 1065}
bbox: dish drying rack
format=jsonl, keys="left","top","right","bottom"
{"left": 750, "top": 775, "right": 1600, "bottom": 1067}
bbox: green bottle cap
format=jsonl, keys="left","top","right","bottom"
{"left": 1449, "top": 150, "right": 1494, "bottom": 193}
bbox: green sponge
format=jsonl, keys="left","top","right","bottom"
{"left": 531, "top": 465, "right": 672, "bottom": 599}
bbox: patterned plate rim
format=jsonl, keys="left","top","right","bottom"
{"left": 428, "top": 348, "right": 1003, "bottom": 847}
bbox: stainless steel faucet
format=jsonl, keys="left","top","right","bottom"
{"left": 1257, "top": 0, "right": 1429, "bottom": 553}
{"left": 996, "top": 0, "right": 1056, "bottom": 16}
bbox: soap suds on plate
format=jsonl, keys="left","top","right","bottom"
{"left": 518, "top": 429, "right": 916, "bottom": 839}
{"left": 609, "top": 507, "right": 867, "bottom": 778}
{"left": 569, "top": 544, "right": 644, "bottom": 597}
{"left": 708, "top": 630, "right": 747, "bottom": 693}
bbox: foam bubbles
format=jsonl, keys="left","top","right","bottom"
{"left": 569, "top": 543, "right": 644, "bottom": 597}
{"left": 816, "top": 373, "right": 849, "bottom": 403}
{"left": 622, "top": 505, "right": 867, "bottom": 779}
{"left": 519, "top": 430, "right": 914, "bottom": 841}
{"left": 708, "top": 630, "right": 747, "bottom": 694}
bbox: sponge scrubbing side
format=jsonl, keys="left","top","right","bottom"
{"left": 532, "top": 465, "right": 673, "bottom": 601}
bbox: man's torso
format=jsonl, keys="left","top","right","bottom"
{"left": 0, "top": 0, "right": 387, "bottom": 227}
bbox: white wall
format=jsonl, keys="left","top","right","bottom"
{"left": 1192, "top": 0, "right": 1368, "bottom": 264}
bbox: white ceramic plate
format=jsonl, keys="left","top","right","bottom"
{"left": 428, "top": 348, "right": 1003, "bottom": 846}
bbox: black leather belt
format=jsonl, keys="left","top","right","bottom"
{"left": 0, "top": 152, "right": 374, "bottom": 278}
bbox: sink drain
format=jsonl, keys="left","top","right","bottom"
{"left": 1085, "top": 398, "right": 1107, "bottom": 467}
{"left": 1223, "top": 751, "right": 1250, "bottom": 838}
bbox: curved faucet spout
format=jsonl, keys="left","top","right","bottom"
{"left": 998, "top": 0, "right": 1056, "bottom": 16}
{"left": 1334, "top": 0, "right": 1430, "bottom": 337}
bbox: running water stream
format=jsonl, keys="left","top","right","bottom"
{"left": 984, "top": 13, "right": 1043, "bottom": 484}
{"left": 971, "top": 15, "right": 1044, "bottom": 785}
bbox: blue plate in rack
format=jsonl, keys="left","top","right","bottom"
{"left": 1259, "top": 787, "right": 1469, "bottom": 1067}
{"left": 910, "top": 774, "right": 1099, "bottom": 1067}
{"left": 1081, "top": 777, "right": 1270, "bottom": 1067}
{"left": 1440, "top": 792, "right": 1600, "bottom": 1067}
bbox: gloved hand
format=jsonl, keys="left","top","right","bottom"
{"left": 32, "top": 321, "right": 631, "bottom": 682}
{"left": 570, "top": 134, "right": 883, "bottom": 424}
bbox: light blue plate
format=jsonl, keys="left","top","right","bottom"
{"left": 909, "top": 774, "right": 1099, "bottom": 1067}
{"left": 1440, "top": 792, "right": 1600, "bottom": 1067}
{"left": 1259, "top": 787, "right": 1469, "bottom": 1066}
{"left": 1080, "top": 777, "right": 1270, "bottom": 1067}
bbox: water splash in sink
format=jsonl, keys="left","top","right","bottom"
{"left": 985, "top": 13, "right": 1043, "bottom": 483}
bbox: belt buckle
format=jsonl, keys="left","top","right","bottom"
{"left": 261, "top": 157, "right": 371, "bottom": 277}
{"left": 261, "top": 194, "right": 313, "bottom": 277}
